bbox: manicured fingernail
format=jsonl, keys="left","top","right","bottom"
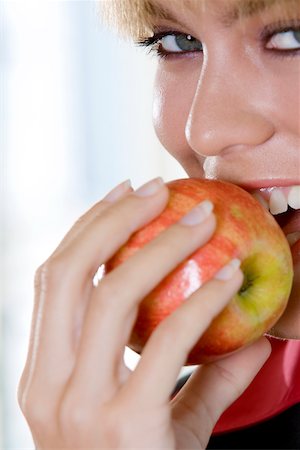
{"left": 135, "top": 177, "right": 164, "bottom": 197}
{"left": 214, "top": 258, "right": 241, "bottom": 281}
{"left": 103, "top": 179, "right": 132, "bottom": 202}
{"left": 179, "top": 200, "right": 214, "bottom": 226}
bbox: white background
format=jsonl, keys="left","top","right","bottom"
{"left": 1, "top": 1, "right": 187, "bottom": 447}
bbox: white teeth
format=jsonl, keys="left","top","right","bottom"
{"left": 252, "top": 185, "right": 300, "bottom": 216}
{"left": 252, "top": 193, "right": 269, "bottom": 210}
{"left": 269, "top": 188, "right": 288, "bottom": 215}
{"left": 286, "top": 231, "right": 300, "bottom": 246}
{"left": 288, "top": 186, "right": 300, "bottom": 210}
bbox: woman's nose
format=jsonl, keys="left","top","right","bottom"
{"left": 185, "top": 65, "right": 275, "bottom": 157}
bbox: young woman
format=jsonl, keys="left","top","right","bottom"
{"left": 18, "top": 0, "right": 300, "bottom": 448}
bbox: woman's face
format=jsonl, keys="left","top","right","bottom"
{"left": 150, "top": 0, "right": 300, "bottom": 338}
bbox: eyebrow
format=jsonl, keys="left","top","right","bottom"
{"left": 220, "top": 0, "right": 292, "bottom": 25}
{"left": 146, "top": 0, "right": 293, "bottom": 28}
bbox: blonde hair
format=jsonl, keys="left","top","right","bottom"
{"left": 98, "top": 0, "right": 186, "bottom": 40}
{"left": 98, "top": 0, "right": 299, "bottom": 41}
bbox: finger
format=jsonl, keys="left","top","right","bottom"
{"left": 18, "top": 178, "right": 166, "bottom": 412}
{"left": 18, "top": 179, "right": 133, "bottom": 402}
{"left": 171, "top": 337, "right": 272, "bottom": 447}
{"left": 121, "top": 262, "right": 244, "bottom": 407}
{"left": 65, "top": 203, "right": 216, "bottom": 403}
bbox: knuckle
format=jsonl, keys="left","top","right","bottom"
{"left": 34, "top": 263, "right": 46, "bottom": 291}
{"left": 100, "top": 410, "right": 122, "bottom": 447}
{"left": 212, "top": 362, "right": 243, "bottom": 398}
{"left": 21, "top": 397, "right": 52, "bottom": 429}
{"left": 96, "top": 276, "right": 121, "bottom": 305}
{"left": 34, "top": 262, "right": 52, "bottom": 291}
{"left": 151, "top": 320, "right": 177, "bottom": 350}
{"left": 59, "top": 402, "right": 93, "bottom": 431}
{"left": 73, "top": 213, "right": 90, "bottom": 229}
{"left": 58, "top": 398, "right": 110, "bottom": 441}
{"left": 101, "top": 205, "right": 135, "bottom": 237}
{"left": 75, "top": 204, "right": 105, "bottom": 229}
{"left": 34, "top": 257, "right": 66, "bottom": 291}
{"left": 58, "top": 397, "right": 124, "bottom": 446}
{"left": 119, "top": 193, "right": 164, "bottom": 227}
{"left": 100, "top": 406, "right": 127, "bottom": 447}
{"left": 17, "top": 375, "right": 26, "bottom": 412}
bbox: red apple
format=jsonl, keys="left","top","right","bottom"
{"left": 105, "top": 179, "right": 294, "bottom": 365}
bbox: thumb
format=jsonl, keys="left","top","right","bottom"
{"left": 171, "top": 337, "right": 271, "bottom": 446}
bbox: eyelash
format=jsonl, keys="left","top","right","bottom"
{"left": 136, "top": 19, "right": 300, "bottom": 61}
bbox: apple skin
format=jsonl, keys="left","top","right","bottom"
{"left": 105, "top": 179, "right": 294, "bottom": 365}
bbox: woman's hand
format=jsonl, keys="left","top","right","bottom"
{"left": 18, "top": 177, "right": 271, "bottom": 449}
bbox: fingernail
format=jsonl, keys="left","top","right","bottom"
{"left": 135, "top": 177, "right": 164, "bottom": 197}
{"left": 179, "top": 200, "right": 214, "bottom": 226}
{"left": 103, "top": 179, "right": 132, "bottom": 202}
{"left": 214, "top": 258, "right": 241, "bottom": 281}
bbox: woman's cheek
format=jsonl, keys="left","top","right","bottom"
{"left": 153, "top": 62, "right": 205, "bottom": 174}
{"left": 153, "top": 67, "right": 189, "bottom": 156}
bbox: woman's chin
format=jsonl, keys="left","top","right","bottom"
{"left": 266, "top": 263, "right": 300, "bottom": 340}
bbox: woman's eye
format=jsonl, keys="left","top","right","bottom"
{"left": 266, "top": 30, "right": 300, "bottom": 50}
{"left": 160, "top": 34, "right": 203, "bottom": 53}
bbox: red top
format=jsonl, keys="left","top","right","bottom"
{"left": 213, "top": 336, "right": 300, "bottom": 434}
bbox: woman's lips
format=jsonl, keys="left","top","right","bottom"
{"left": 238, "top": 179, "right": 300, "bottom": 190}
